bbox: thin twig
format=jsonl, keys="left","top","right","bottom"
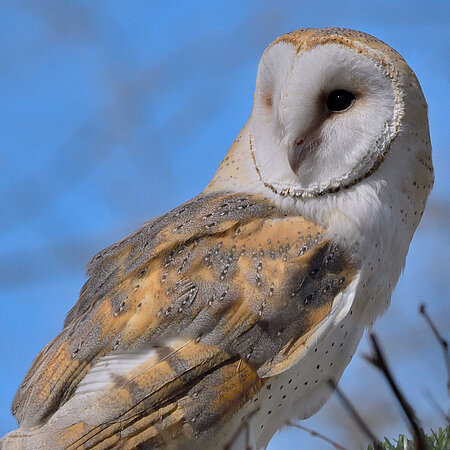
{"left": 223, "top": 407, "right": 259, "bottom": 450}
{"left": 327, "top": 379, "right": 382, "bottom": 450}
{"left": 423, "top": 390, "right": 450, "bottom": 424}
{"left": 419, "top": 304, "right": 450, "bottom": 394}
{"left": 364, "top": 333, "right": 427, "bottom": 450}
{"left": 286, "top": 421, "right": 348, "bottom": 450}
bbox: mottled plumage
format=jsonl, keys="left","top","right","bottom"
{"left": 1, "top": 27, "right": 432, "bottom": 449}
{"left": 4, "top": 194, "right": 354, "bottom": 449}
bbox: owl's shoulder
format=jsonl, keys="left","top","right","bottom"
{"left": 64, "top": 192, "right": 277, "bottom": 327}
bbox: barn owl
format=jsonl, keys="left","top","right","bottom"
{"left": 1, "top": 28, "right": 433, "bottom": 450}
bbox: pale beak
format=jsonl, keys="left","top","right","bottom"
{"left": 287, "top": 139, "right": 309, "bottom": 174}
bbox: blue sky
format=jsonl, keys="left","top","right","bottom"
{"left": 0, "top": 1, "right": 448, "bottom": 448}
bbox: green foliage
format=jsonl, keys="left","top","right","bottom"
{"left": 365, "top": 427, "right": 449, "bottom": 450}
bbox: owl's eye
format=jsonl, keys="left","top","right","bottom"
{"left": 326, "top": 90, "right": 355, "bottom": 113}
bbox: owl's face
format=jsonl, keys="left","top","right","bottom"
{"left": 250, "top": 30, "right": 412, "bottom": 198}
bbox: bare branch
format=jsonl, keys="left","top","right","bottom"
{"left": 223, "top": 407, "right": 259, "bottom": 450}
{"left": 327, "top": 379, "right": 382, "bottom": 450}
{"left": 419, "top": 303, "right": 450, "bottom": 394}
{"left": 364, "top": 333, "right": 427, "bottom": 450}
{"left": 423, "top": 390, "right": 450, "bottom": 424}
{"left": 286, "top": 421, "right": 348, "bottom": 450}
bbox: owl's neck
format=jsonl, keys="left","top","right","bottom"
{"left": 205, "top": 116, "right": 432, "bottom": 324}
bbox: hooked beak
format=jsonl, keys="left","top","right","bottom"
{"left": 287, "top": 138, "right": 316, "bottom": 174}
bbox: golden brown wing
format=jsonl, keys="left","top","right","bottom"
{"left": 5, "top": 193, "right": 355, "bottom": 449}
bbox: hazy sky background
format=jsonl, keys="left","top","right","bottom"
{"left": 0, "top": 1, "right": 448, "bottom": 448}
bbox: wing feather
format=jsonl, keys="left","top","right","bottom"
{"left": 4, "top": 193, "right": 357, "bottom": 449}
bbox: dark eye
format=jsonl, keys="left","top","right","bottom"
{"left": 326, "top": 89, "right": 355, "bottom": 112}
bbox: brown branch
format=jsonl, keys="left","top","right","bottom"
{"left": 364, "top": 333, "right": 427, "bottom": 450}
{"left": 327, "top": 379, "right": 382, "bottom": 450}
{"left": 223, "top": 407, "right": 259, "bottom": 450}
{"left": 419, "top": 304, "right": 450, "bottom": 394}
{"left": 286, "top": 421, "right": 348, "bottom": 450}
{"left": 423, "top": 390, "right": 450, "bottom": 424}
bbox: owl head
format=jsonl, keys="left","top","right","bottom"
{"left": 249, "top": 28, "right": 429, "bottom": 198}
